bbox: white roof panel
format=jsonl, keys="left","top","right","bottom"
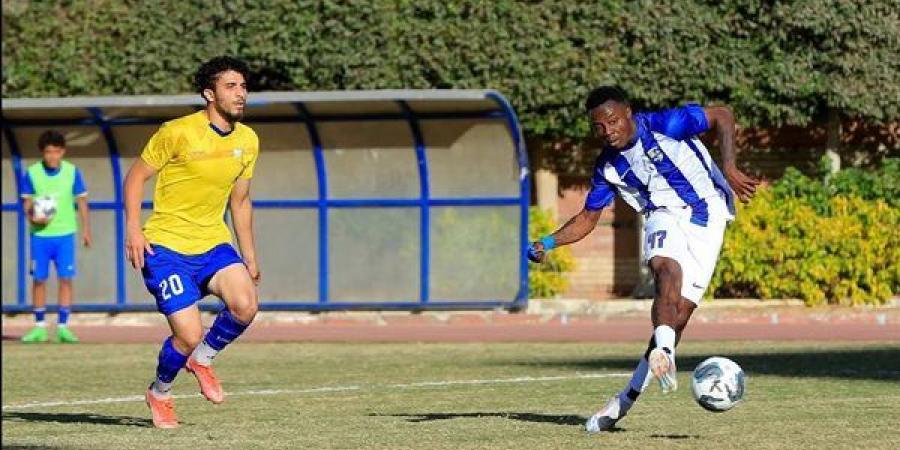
{"left": 3, "top": 89, "right": 504, "bottom": 110}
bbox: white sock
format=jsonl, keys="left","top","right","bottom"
{"left": 35, "top": 321, "right": 47, "bottom": 328}
{"left": 190, "top": 339, "right": 219, "bottom": 366}
{"left": 654, "top": 325, "right": 676, "bottom": 356}
{"left": 151, "top": 379, "right": 173, "bottom": 397}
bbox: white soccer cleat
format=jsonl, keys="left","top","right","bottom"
{"left": 585, "top": 396, "right": 627, "bottom": 433}
{"left": 648, "top": 347, "right": 678, "bottom": 393}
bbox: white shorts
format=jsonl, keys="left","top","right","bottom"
{"left": 642, "top": 205, "right": 728, "bottom": 304}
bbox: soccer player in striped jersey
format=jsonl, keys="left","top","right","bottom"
{"left": 527, "top": 86, "right": 759, "bottom": 433}
{"left": 123, "top": 56, "right": 261, "bottom": 429}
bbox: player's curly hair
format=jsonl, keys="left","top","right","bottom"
{"left": 37, "top": 130, "right": 66, "bottom": 150}
{"left": 585, "top": 86, "right": 629, "bottom": 111}
{"left": 194, "top": 56, "right": 251, "bottom": 100}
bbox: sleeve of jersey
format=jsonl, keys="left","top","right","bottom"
{"left": 72, "top": 169, "right": 88, "bottom": 196}
{"left": 648, "top": 104, "right": 710, "bottom": 140}
{"left": 584, "top": 164, "right": 615, "bottom": 211}
{"left": 140, "top": 125, "right": 174, "bottom": 170}
{"left": 238, "top": 133, "right": 259, "bottom": 180}
{"left": 20, "top": 173, "right": 35, "bottom": 197}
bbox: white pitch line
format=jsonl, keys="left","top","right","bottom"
{"left": 1, "top": 386, "right": 362, "bottom": 411}
{"left": 2, "top": 372, "right": 629, "bottom": 411}
{"left": 388, "top": 373, "right": 631, "bottom": 389}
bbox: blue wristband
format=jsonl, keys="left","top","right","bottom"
{"left": 539, "top": 236, "right": 556, "bottom": 251}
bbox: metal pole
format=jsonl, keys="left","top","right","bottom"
{"left": 632, "top": 212, "right": 655, "bottom": 298}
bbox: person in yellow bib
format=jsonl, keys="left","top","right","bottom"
{"left": 123, "top": 56, "right": 261, "bottom": 429}
{"left": 20, "top": 130, "right": 92, "bottom": 344}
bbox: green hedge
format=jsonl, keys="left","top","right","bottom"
{"left": 710, "top": 158, "right": 900, "bottom": 305}
{"left": 529, "top": 207, "right": 575, "bottom": 298}
{"left": 3, "top": 1, "right": 898, "bottom": 137}
{"left": 772, "top": 158, "right": 900, "bottom": 212}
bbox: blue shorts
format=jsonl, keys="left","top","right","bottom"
{"left": 30, "top": 234, "right": 76, "bottom": 281}
{"left": 141, "top": 243, "right": 244, "bottom": 316}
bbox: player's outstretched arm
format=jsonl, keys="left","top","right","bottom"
{"left": 704, "top": 105, "right": 760, "bottom": 203}
{"left": 123, "top": 159, "right": 157, "bottom": 269}
{"left": 230, "top": 178, "right": 260, "bottom": 284}
{"left": 527, "top": 208, "right": 603, "bottom": 263}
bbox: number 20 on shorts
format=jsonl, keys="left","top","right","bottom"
{"left": 159, "top": 274, "right": 185, "bottom": 300}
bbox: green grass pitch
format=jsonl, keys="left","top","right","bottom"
{"left": 3, "top": 341, "right": 899, "bottom": 449}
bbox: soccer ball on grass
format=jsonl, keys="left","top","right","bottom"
{"left": 691, "top": 356, "right": 745, "bottom": 412}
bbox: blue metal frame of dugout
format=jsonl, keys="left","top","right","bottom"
{"left": 1, "top": 91, "right": 530, "bottom": 312}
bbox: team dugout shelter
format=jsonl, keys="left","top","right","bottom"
{"left": 2, "top": 90, "right": 530, "bottom": 312}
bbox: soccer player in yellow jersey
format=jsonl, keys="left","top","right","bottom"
{"left": 123, "top": 56, "right": 260, "bottom": 429}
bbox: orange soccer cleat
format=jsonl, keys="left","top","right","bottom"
{"left": 185, "top": 357, "right": 225, "bottom": 404}
{"left": 145, "top": 387, "right": 179, "bottom": 429}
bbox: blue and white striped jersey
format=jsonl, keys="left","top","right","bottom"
{"left": 584, "top": 104, "right": 735, "bottom": 226}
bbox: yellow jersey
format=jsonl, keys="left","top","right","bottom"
{"left": 141, "top": 111, "right": 259, "bottom": 255}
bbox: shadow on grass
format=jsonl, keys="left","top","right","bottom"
{"left": 2, "top": 411, "right": 153, "bottom": 428}
{"left": 371, "top": 412, "right": 623, "bottom": 431}
{"left": 503, "top": 347, "right": 900, "bottom": 381}
{"left": 650, "top": 433, "right": 700, "bottom": 440}
{"left": 1, "top": 445, "right": 65, "bottom": 450}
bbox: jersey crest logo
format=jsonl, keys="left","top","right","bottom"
{"left": 646, "top": 147, "right": 665, "bottom": 163}
{"left": 232, "top": 148, "right": 243, "bottom": 159}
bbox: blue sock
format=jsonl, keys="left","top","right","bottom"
{"left": 57, "top": 307, "right": 70, "bottom": 326}
{"left": 33, "top": 308, "right": 46, "bottom": 324}
{"left": 203, "top": 309, "right": 250, "bottom": 351}
{"left": 154, "top": 336, "right": 188, "bottom": 394}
